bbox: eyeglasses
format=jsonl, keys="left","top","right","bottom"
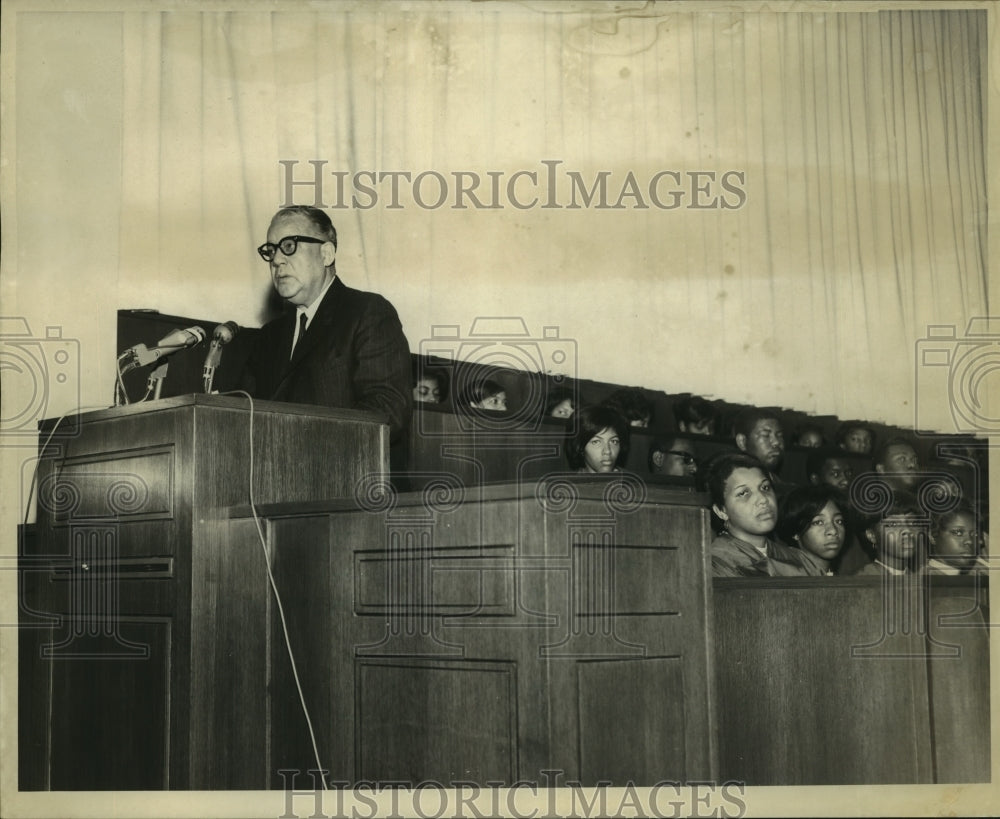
{"left": 666, "top": 450, "right": 696, "bottom": 465}
{"left": 257, "top": 235, "right": 326, "bottom": 262}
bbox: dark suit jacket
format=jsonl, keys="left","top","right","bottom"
{"left": 241, "top": 278, "right": 412, "bottom": 451}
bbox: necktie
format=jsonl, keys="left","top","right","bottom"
{"left": 291, "top": 312, "right": 307, "bottom": 358}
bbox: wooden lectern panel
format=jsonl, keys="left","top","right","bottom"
{"left": 47, "top": 620, "right": 173, "bottom": 790}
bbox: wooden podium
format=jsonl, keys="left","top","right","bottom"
{"left": 19, "top": 395, "right": 389, "bottom": 790}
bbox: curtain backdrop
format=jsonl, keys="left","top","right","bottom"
{"left": 107, "top": 6, "right": 986, "bottom": 430}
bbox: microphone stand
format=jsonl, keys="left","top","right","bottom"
{"left": 147, "top": 361, "right": 170, "bottom": 401}
{"left": 202, "top": 361, "right": 217, "bottom": 394}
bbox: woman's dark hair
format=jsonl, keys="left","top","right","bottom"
{"left": 853, "top": 489, "right": 923, "bottom": 533}
{"left": 565, "top": 405, "right": 631, "bottom": 470}
{"left": 602, "top": 388, "right": 654, "bottom": 426}
{"left": 777, "top": 484, "right": 843, "bottom": 545}
{"left": 412, "top": 362, "right": 449, "bottom": 402}
{"left": 702, "top": 451, "right": 770, "bottom": 510}
{"left": 875, "top": 491, "right": 923, "bottom": 521}
{"left": 459, "top": 377, "right": 505, "bottom": 408}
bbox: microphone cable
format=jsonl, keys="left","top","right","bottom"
{"left": 115, "top": 352, "right": 133, "bottom": 405}
{"left": 223, "top": 390, "right": 328, "bottom": 790}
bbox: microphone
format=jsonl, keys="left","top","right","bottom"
{"left": 124, "top": 326, "right": 207, "bottom": 370}
{"left": 202, "top": 321, "right": 240, "bottom": 393}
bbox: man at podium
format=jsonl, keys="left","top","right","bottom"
{"left": 240, "top": 205, "right": 412, "bottom": 464}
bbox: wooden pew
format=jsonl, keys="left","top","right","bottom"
{"left": 408, "top": 404, "right": 568, "bottom": 487}
{"left": 712, "top": 575, "right": 990, "bottom": 785}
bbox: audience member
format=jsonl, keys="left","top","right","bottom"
{"left": 603, "top": 388, "right": 654, "bottom": 428}
{"left": 794, "top": 424, "right": 826, "bottom": 449}
{"left": 545, "top": 387, "right": 576, "bottom": 420}
{"left": 412, "top": 365, "right": 447, "bottom": 405}
{"left": 672, "top": 396, "right": 719, "bottom": 436}
{"left": 732, "top": 409, "right": 785, "bottom": 472}
{"left": 704, "top": 452, "right": 808, "bottom": 577}
{"left": 805, "top": 448, "right": 875, "bottom": 574}
{"left": 565, "top": 406, "right": 630, "bottom": 474}
{"left": 924, "top": 506, "right": 987, "bottom": 576}
{"left": 649, "top": 437, "right": 697, "bottom": 478}
{"left": 837, "top": 422, "right": 875, "bottom": 456}
{"left": 853, "top": 494, "right": 924, "bottom": 576}
{"left": 806, "top": 449, "right": 855, "bottom": 493}
{"left": 460, "top": 377, "right": 507, "bottom": 412}
{"left": 872, "top": 436, "right": 922, "bottom": 493}
{"left": 777, "top": 485, "right": 847, "bottom": 576}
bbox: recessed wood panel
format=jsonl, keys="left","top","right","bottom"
{"left": 42, "top": 446, "right": 175, "bottom": 523}
{"left": 356, "top": 659, "right": 517, "bottom": 784}
{"left": 614, "top": 545, "right": 681, "bottom": 616}
{"left": 571, "top": 544, "right": 680, "bottom": 617}
{"left": 48, "top": 618, "right": 172, "bottom": 790}
{"left": 577, "top": 657, "right": 686, "bottom": 784}
{"left": 355, "top": 545, "right": 515, "bottom": 616}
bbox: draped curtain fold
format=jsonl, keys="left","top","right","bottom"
{"left": 117, "top": 6, "right": 986, "bottom": 430}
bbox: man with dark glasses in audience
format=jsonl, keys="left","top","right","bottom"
{"left": 649, "top": 436, "right": 698, "bottom": 480}
{"left": 240, "top": 205, "right": 412, "bottom": 471}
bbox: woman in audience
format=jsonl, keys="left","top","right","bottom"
{"left": 777, "top": 485, "right": 847, "bottom": 576}
{"left": 705, "top": 452, "right": 808, "bottom": 577}
{"left": 460, "top": 378, "right": 508, "bottom": 412}
{"left": 603, "top": 388, "right": 654, "bottom": 428}
{"left": 565, "top": 406, "right": 630, "bottom": 474}
{"left": 924, "top": 505, "right": 987, "bottom": 575}
{"left": 412, "top": 366, "right": 448, "bottom": 405}
{"left": 545, "top": 387, "right": 576, "bottom": 420}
